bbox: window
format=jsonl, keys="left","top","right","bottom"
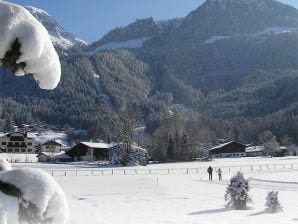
{"left": 2, "top": 142, "right": 6, "bottom": 145}
{"left": 28, "top": 149, "right": 32, "bottom": 152}
{"left": 8, "top": 149, "right": 12, "bottom": 152}
{"left": 28, "top": 142, "right": 32, "bottom": 145}
{"left": 10, "top": 136, "right": 24, "bottom": 141}
{"left": 21, "top": 149, "right": 26, "bottom": 152}
{"left": 15, "top": 149, "right": 19, "bottom": 152}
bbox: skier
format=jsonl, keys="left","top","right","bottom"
{"left": 207, "top": 166, "right": 213, "bottom": 181}
{"left": 217, "top": 167, "right": 222, "bottom": 181}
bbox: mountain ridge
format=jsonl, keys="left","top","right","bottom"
{"left": 25, "top": 6, "right": 87, "bottom": 52}
{"left": 1, "top": 0, "right": 298, "bottom": 146}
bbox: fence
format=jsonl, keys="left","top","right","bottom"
{"left": 45, "top": 163, "right": 298, "bottom": 177}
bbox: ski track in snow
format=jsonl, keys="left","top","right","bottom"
{"left": 199, "top": 169, "right": 298, "bottom": 191}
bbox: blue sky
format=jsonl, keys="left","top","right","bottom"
{"left": 7, "top": 0, "right": 298, "bottom": 44}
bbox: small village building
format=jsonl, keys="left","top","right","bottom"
{"left": 209, "top": 141, "right": 247, "bottom": 158}
{"left": 0, "top": 132, "right": 35, "bottom": 154}
{"left": 37, "top": 152, "right": 52, "bottom": 162}
{"left": 40, "top": 140, "right": 64, "bottom": 153}
{"left": 37, "top": 151, "right": 71, "bottom": 162}
{"left": 245, "top": 146, "right": 264, "bottom": 157}
{"left": 66, "top": 142, "right": 112, "bottom": 161}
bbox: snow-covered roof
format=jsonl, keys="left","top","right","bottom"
{"left": 81, "top": 142, "right": 111, "bottom": 149}
{"left": 55, "top": 153, "right": 71, "bottom": 159}
{"left": 245, "top": 146, "right": 264, "bottom": 153}
{"left": 111, "top": 142, "right": 146, "bottom": 151}
{"left": 42, "top": 140, "right": 63, "bottom": 146}
{"left": 209, "top": 141, "right": 234, "bottom": 151}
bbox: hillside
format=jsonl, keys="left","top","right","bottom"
{"left": 0, "top": 0, "right": 298, "bottom": 147}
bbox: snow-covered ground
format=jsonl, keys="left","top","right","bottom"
{"left": 13, "top": 157, "right": 298, "bottom": 224}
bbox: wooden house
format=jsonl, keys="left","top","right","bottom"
{"left": 40, "top": 140, "right": 64, "bottom": 153}
{"left": 66, "top": 142, "right": 112, "bottom": 161}
{"left": 209, "top": 141, "right": 247, "bottom": 158}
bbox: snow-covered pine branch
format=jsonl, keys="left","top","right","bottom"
{"left": 0, "top": 1, "right": 61, "bottom": 89}
{"left": 0, "top": 166, "right": 69, "bottom": 224}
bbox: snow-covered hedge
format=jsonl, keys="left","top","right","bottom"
{"left": 110, "top": 144, "right": 149, "bottom": 166}
{"left": 265, "top": 191, "right": 283, "bottom": 213}
{"left": 0, "top": 1, "right": 61, "bottom": 89}
{"left": 225, "top": 171, "right": 253, "bottom": 210}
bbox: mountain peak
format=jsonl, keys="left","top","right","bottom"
{"left": 153, "top": 0, "right": 298, "bottom": 48}
{"left": 204, "top": 0, "right": 296, "bottom": 11}
{"left": 25, "top": 6, "right": 87, "bottom": 52}
{"left": 25, "top": 6, "right": 50, "bottom": 16}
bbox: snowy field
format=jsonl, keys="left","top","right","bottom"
{"left": 13, "top": 157, "right": 298, "bottom": 224}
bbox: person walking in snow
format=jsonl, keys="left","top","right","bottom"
{"left": 207, "top": 166, "right": 213, "bottom": 181}
{"left": 217, "top": 167, "right": 222, "bottom": 181}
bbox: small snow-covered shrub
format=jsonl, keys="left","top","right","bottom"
{"left": 225, "top": 171, "right": 252, "bottom": 210}
{"left": 265, "top": 191, "right": 283, "bottom": 213}
{"left": 110, "top": 144, "right": 149, "bottom": 166}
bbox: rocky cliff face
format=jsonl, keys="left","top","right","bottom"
{"left": 25, "top": 6, "right": 87, "bottom": 52}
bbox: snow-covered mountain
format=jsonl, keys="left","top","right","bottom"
{"left": 2, "top": 0, "right": 298, "bottom": 144}
{"left": 144, "top": 0, "right": 298, "bottom": 48}
{"left": 90, "top": 17, "right": 183, "bottom": 51}
{"left": 25, "top": 6, "right": 87, "bottom": 52}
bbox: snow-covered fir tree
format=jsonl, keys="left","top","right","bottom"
{"left": 265, "top": 191, "right": 283, "bottom": 213}
{"left": 110, "top": 143, "right": 149, "bottom": 166}
{"left": 225, "top": 171, "right": 253, "bottom": 210}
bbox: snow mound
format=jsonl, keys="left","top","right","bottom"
{"left": 0, "top": 1, "right": 61, "bottom": 89}
{"left": 0, "top": 158, "right": 12, "bottom": 171}
{"left": 0, "top": 168, "right": 69, "bottom": 223}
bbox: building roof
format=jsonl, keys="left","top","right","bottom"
{"left": 245, "top": 146, "right": 264, "bottom": 153}
{"left": 209, "top": 141, "right": 247, "bottom": 152}
{"left": 42, "top": 140, "right": 63, "bottom": 146}
{"left": 80, "top": 142, "right": 111, "bottom": 149}
{"left": 209, "top": 141, "right": 234, "bottom": 151}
